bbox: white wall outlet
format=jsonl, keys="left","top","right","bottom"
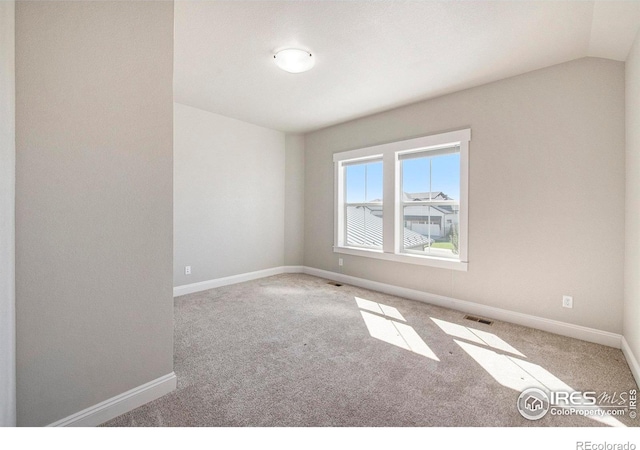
{"left": 185, "top": 265, "right": 191, "bottom": 275}
{"left": 562, "top": 295, "right": 573, "bottom": 309}
{"left": 338, "top": 258, "right": 343, "bottom": 267}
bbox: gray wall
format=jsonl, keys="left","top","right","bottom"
{"left": 15, "top": 1, "right": 174, "bottom": 426}
{"left": 174, "top": 102, "right": 285, "bottom": 287}
{"left": 0, "top": 0, "right": 16, "bottom": 428}
{"left": 305, "top": 57, "right": 625, "bottom": 333}
{"left": 624, "top": 30, "right": 640, "bottom": 374}
{"left": 285, "top": 134, "right": 305, "bottom": 266}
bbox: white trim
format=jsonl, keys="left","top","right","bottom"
{"left": 334, "top": 161, "right": 342, "bottom": 249}
{"left": 41, "top": 267, "right": 636, "bottom": 427}
{"left": 302, "top": 266, "right": 622, "bottom": 349}
{"left": 458, "top": 138, "right": 469, "bottom": 262}
{"left": 333, "top": 246, "right": 468, "bottom": 271}
{"left": 173, "top": 266, "right": 304, "bottom": 297}
{"left": 47, "top": 372, "right": 177, "bottom": 427}
{"left": 621, "top": 337, "right": 640, "bottom": 387}
{"left": 0, "top": 0, "right": 16, "bottom": 428}
{"left": 332, "top": 128, "right": 471, "bottom": 162}
{"left": 174, "top": 265, "right": 622, "bottom": 349}
{"left": 382, "top": 151, "right": 395, "bottom": 254}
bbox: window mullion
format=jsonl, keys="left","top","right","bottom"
{"left": 382, "top": 152, "right": 395, "bottom": 254}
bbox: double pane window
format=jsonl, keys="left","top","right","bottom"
{"left": 333, "top": 129, "right": 470, "bottom": 271}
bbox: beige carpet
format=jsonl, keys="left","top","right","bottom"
{"left": 103, "top": 273, "right": 638, "bottom": 427}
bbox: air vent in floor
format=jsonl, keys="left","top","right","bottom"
{"left": 464, "top": 315, "right": 493, "bottom": 325}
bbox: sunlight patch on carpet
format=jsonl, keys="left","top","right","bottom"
{"left": 355, "top": 297, "right": 439, "bottom": 361}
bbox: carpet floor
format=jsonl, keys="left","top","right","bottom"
{"left": 103, "top": 273, "right": 638, "bottom": 427}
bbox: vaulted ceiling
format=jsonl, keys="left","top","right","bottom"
{"left": 174, "top": 1, "right": 640, "bottom": 133}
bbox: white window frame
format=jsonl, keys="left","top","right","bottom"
{"left": 333, "top": 128, "right": 470, "bottom": 271}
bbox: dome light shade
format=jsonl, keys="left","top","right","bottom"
{"left": 273, "top": 48, "right": 315, "bottom": 73}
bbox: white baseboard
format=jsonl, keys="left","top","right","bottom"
{"left": 303, "top": 266, "right": 623, "bottom": 349}
{"left": 47, "top": 372, "right": 177, "bottom": 427}
{"left": 45, "top": 264, "right": 629, "bottom": 427}
{"left": 173, "top": 266, "right": 304, "bottom": 297}
{"left": 177, "top": 264, "right": 623, "bottom": 349}
{"left": 622, "top": 337, "right": 640, "bottom": 387}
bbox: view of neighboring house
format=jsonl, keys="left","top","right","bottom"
{"left": 403, "top": 192, "right": 459, "bottom": 239}
{"left": 369, "top": 192, "right": 460, "bottom": 240}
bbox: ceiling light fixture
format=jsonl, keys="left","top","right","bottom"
{"left": 273, "top": 48, "right": 315, "bottom": 74}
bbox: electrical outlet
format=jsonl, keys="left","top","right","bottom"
{"left": 338, "top": 258, "right": 343, "bottom": 267}
{"left": 185, "top": 265, "right": 191, "bottom": 275}
{"left": 562, "top": 295, "right": 573, "bottom": 309}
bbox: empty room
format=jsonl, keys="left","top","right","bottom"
{"left": 2, "top": 0, "right": 640, "bottom": 443}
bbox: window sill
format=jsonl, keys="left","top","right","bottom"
{"left": 333, "top": 246, "right": 468, "bottom": 271}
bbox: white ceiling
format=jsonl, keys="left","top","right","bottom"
{"left": 174, "top": 1, "right": 640, "bottom": 133}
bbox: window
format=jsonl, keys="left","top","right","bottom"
{"left": 333, "top": 129, "right": 469, "bottom": 271}
{"left": 399, "top": 146, "right": 460, "bottom": 259}
{"left": 344, "top": 159, "right": 383, "bottom": 249}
